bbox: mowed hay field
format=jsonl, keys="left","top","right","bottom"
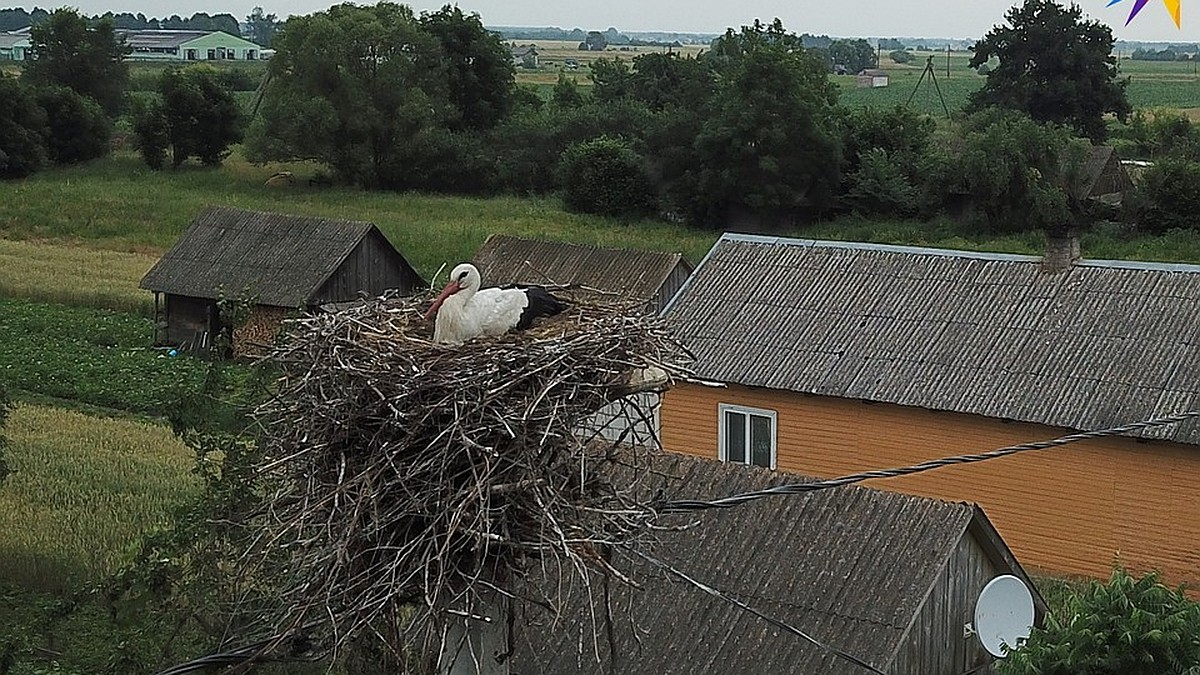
{"left": 0, "top": 403, "right": 199, "bottom": 591}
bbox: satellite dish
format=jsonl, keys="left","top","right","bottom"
{"left": 974, "top": 575, "right": 1035, "bottom": 658}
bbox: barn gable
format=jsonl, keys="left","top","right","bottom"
{"left": 514, "top": 453, "right": 1041, "bottom": 674}
{"left": 472, "top": 234, "right": 692, "bottom": 313}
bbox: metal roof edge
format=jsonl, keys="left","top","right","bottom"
{"left": 717, "top": 232, "right": 1200, "bottom": 274}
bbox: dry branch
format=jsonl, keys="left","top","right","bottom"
{"left": 238, "top": 290, "right": 690, "bottom": 668}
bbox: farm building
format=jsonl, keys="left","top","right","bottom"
{"left": 514, "top": 452, "right": 1044, "bottom": 675}
{"left": 1074, "top": 145, "right": 1134, "bottom": 203}
{"left": 114, "top": 29, "right": 263, "bottom": 60}
{"left": 471, "top": 234, "right": 692, "bottom": 313}
{"left": 0, "top": 31, "right": 30, "bottom": 60}
{"left": 856, "top": 68, "right": 890, "bottom": 87}
{"left": 510, "top": 44, "right": 539, "bottom": 68}
{"left": 658, "top": 233, "right": 1200, "bottom": 588}
{"left": 140, "top": 206, "right": 424, "bottom": 355}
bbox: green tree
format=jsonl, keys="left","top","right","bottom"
{"left": 1001, "top": 568, "right": 1200, "bottom": 675}
{"left": 558, "top": 136, "right": 655, "bottom": 218}
{"left": 674, "top": 19, "right": 842, "bottom": 226}
{"left": 1125, "top": 158, "right": 1200, "bottom": 233}
{"left": 889, "top": 49, "right": 913, "bottom": 64}
{"left": 244, "top": 6, "right": 279, "bottom": 47}
{"left": 0, "top": 75, "right": 48, "bottom": 179}
{"left": 829, "top": 38, "right": 876, "bottom": 73}
{"left": 419, "top": 5, "right": 514, "bottom": 131}
{"left": 22, "top": 8, "right": 130, "bottom": 116}
{"left": 245, "top": 2, "right": 448, "bottom": 188}
{"left": 134, "top": 66, "right": 243, "bottom": 168}
{"left": 968, "top": 0, "right": 1130, "bottom": 142}
{"left": 551, "top": 72, "right": 585, "bottom": 108}
{"left": 35, "top": 84, "right": 111, "bottom": 164}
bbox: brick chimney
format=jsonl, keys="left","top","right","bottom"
{"left": 1042, "top": 229, "right": 1081, "bottom": 273}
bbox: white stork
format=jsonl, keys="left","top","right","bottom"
{"left": 425, "top": 263, "right": 566, "bottom": 345}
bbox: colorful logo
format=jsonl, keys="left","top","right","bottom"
{"left": 1107, "top": 0, "right": 1182, "bottom": 27}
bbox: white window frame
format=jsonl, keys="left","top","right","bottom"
{"left": 717, "top": 403, "right": 777, "bottom": 470}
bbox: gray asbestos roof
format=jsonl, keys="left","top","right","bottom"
{"left": 140, "top": 206, "right": 404, "bottom": 307}
{"left": 664, "top": 234, "right": 1200, "bottom": 444}
{"left": 472, "top": 234, "right": 691, "bottom": 302}
{"left": 514, "top": 453, "right": 1032, "bottom": 674}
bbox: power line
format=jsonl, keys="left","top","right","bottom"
{"left": 657, "top": 411, "right": 1200, "bottom": 513}
{"left": 633, "top": 550, "right": 887, "bottom": 674}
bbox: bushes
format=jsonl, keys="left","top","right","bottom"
{"left": 35, "top": 85, "right": 111, "bottom": 165}
{"left": 1002, "top": 568, "right": 1200, "bottom": 675}
{"left": 0, "top": 76, "right": 48, "bottom": 179}
{"left": 1126, "top": 157, "right": 1200, "bottom": 233}
{"left": 133, "top": 66, "right": 244, "bottom": 169}
{"left": 558, "top": 136, "right": 655, "bottom": 218}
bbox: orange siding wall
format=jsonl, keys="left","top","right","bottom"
{"left": 661, "top": 382, "right": 1200, "bottom": 587}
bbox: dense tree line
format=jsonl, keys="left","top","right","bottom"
{"left": 0, "top": 6, "right": 281, "bottom": 45}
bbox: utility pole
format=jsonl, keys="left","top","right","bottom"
{"left": 946, "top": 44, "right": 951, "bottom": 78}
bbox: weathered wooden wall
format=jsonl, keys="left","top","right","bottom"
{"left": 661, "top": 382, "right": 1200, "bottom": 587}
{"left": 312, "top": 231, "right": 422, "bottom": 304}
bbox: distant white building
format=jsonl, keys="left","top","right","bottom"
{"left": 0, "top": 30, "right": 31, "bottom": 61}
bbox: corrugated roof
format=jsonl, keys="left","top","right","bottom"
{"left": 140, "top": 206, "right": 405, "bottom": 307}
{"left": 472, "top": 234, "right": 692, "bottom": 304}
{"left": 514, "top": 453, "right": 1022, "bottom": 674}
{"left": 114, "top": 29, "right": 256, "bottom": 49}
{"left": 0, "top": 32, "right": 30, "bottom": 48}
{"left": 664, "top": 235, "right": 1200, "bottom": 445}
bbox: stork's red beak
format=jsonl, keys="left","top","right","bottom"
{"left": 425, "top": 280, "right": 461, "bottom": 320}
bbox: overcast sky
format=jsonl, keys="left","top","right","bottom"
{"left": 53, "top": 0, "right": 1200, "bottom": 42}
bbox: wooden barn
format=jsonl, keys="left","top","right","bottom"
{"left": 471, "top": 234, "right": 692, "bottom": 313}
{"left": 1074, "top": 146, "right": 1134, "bottom": 203}
{"left": 140, "top": 206, "right": 424, "bottom": 355}
{"left": 658, "top": 234, "right": 1200, "bottom": 587}
{"left": 514, "top": 453, "right": 1044, "bottom": 675}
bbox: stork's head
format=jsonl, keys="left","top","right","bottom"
{"left": 425, "top": 263, "right": 482, "bottom": 319}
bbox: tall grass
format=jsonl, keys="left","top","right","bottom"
{"left": 0, "top": 239, "right": 156, "bottom": 315}
{"left": 0, "top": 403, "right": 198, "bottom": 591}
{"left": 0, "top": 151, "right": 718, "bottom": 279}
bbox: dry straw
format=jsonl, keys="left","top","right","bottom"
{"left": 239, "top": 289, "right": 691, "bottom": 668}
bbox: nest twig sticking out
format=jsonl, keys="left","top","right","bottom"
{"left": 242, "top": 290, "right": 691, "bottom": 667}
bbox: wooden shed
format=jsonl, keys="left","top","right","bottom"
{"left": 1074, "top": 145, "right": 1134, "bottom": 202}
{"left": 514, "top": 453, "right": 1044, "bottom": 675}
{"left": 140, "top": 206, "right": 424, "bottom": 355}
{"left": 658, "top": 234, "right": 1200, "bottom": 588}
{"left": 471, "top": 234, "right": 692, "bottom": 313}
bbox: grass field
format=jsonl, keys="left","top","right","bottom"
{"left": 0, "top": 239, "right": 156, "bottom": 314}
{"left": 0, "top": 151, "right": 718, "bottom": 279}
{"left": 0, "top": 403, "right": 198, "bottom": 591}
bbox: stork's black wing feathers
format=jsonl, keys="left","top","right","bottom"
{"left": 515, "top": 286, "right": 566, "bottom": 330}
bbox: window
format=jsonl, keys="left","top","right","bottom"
{"left": 718, "top": 404, "right": 776, "bottom": 469}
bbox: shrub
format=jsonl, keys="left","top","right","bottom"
{"left": 845, "top": 148, "right": 920, "bottom": 216}
{"left": 1001, "top": 567, "right": 1200, "bottom": 675}
{"left": 0, "top": 75, "right": 48, "bottom": 179}
{"left": 34, "top": 85, "right": 111, "bottom": 165}
{"left": 135, "top": 66, "right": 243, "bottom": 169}
{"left": 1126, "top": 157, "right": 1200, "bottom": 233}
{"left": 889, "top": 49, "right": 913, "bottom": 64}
{"left": 131, "top": 95, "right": 169, "bottom": 170}
{"left": 558, "top": 136, "right": 655, "bottom": 218}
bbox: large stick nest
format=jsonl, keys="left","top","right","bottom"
{"left": 242, "top": 290, "right": 691, "bottom": 666}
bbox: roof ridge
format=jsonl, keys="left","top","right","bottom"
{"left": 715, "top": 232, "right": 1200, "bottom": 273}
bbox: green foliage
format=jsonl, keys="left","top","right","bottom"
{"left": 419, "top": 5, "right": 515, "bottom": 131}
{"left": 889, "top": 49, "right": 913, "bottom": 64}
{"left": 1112, "top": 109, "right": 1200, "bottom": 160}
{"left": 34, "top": 85, "right": 111, "bottom": 165}
{"left": 968, "top": 0, "right": 1130, "bottom": 142}
{"left": 1126, "top": 157, "right": 1200, "bottom": 233}
{"left": 244, "top": 6, "right": 280, "bottom": 48}
{"left": 845, "top": 148, "right": 921, "bottom": 216}
{"left": 0, "top": 297, "right": 215, "bottom": 418}
{"left": 925, "top": 109, "right": 1089, "bottom": 234}
{"left": 1001, "top": 568, "right": 1200, "bottom": 675}
{"left": 156, "top": 66, "right": 244, "bottom": 167}
{"left": 839, "top": 106, "right": 935, "bottom": 216}
{"left": 676, "top": 19, "right": 842, "bottom": 226}
{"left": 246, "top": 2, "right": 449, "bottom": 189}
{"left": 551, "top": 72, "right": 585, "bottom": 108}
{"left": 130, "top": 96, "right": 169, "bottom": 170}
{"left": 827, "top": 38, "right": 876, "bottom": 73}
{"left": 22, "top": 9, "right": 130, "bottom": 117}
{"left": 0, "top": 381, "right": 10, "bottom": 485}
{"left": 558, "top": 136, "right": 655, "bottom": 218}
{"left": 0, "top": 75, "right": 48, "bottom": 179}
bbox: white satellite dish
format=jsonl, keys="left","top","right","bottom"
{"left": 974, "top": 574, "right": 1035, "bottom": 658}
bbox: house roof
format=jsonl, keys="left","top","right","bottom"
{"left": 471, "top": 234, "right": 692, "bottom": 304}
{"left": 0, "top": 32, "right": 30, "bottom": 48}
{"left": 514, "top": 452, "right": 1039, "bottom": 674}
{"left": 140, "top": 206, "right": 414, "bottom": 307}
{"left": 115, "top": 29, "right": 258, "bottom": 49}
{"left": 663, "top": 234, "right": 1200, "bottom": 445}
{"left": 1077, "top": 146, "right": 1133, "bottom": 199}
